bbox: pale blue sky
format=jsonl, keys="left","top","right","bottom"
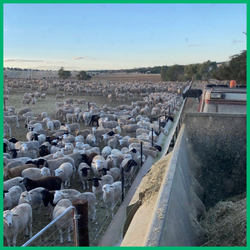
{"left": 3, "top": 3, "right": 247, "bottom": 71}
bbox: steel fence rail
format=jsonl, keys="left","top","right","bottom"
{"left": 22, "top": 205, "right": 79, "bottom": 247}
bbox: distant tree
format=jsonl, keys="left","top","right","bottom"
{"left": 161, "top": 66, "right": 169, "bottom": 81}
{"left": 213, "top": 50, "right": 246, "bottom": 85}
{"left": 184, "top": 64, "right": 198, "bottom": 81}
{"left": 76, "top": 70, "right": 92, "bottom": 80}
{"left": 229, "top": 50, "right": 246, "bottom": 85}
{"left": 150, "top": 66, "right": 162, "bottom": 74}
{"left": 165, "top": 64, "right": 184, "bottom": 81}
{"left": 58, "top": 67, "right": 71, "bottom": 79}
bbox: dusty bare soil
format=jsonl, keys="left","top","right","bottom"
{"left": 91, "top": 73, "right": 161, "bottom": 82}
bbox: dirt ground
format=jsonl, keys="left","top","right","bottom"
{"left": 91, "top": 73, "right": 161, "bottom": 82}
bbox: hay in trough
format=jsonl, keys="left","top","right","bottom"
{"left": 200, "top": 195, "right": 246, "bottom": 246}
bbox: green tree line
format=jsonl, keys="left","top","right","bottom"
{"left": 161, "top": 50, "right": 246, "bottom": 85}
{"left": 57, "top": 67, "right": 92, "bottom": 80}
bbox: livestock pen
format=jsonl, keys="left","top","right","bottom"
{"left": 4, "top": 77, "right": 186, "bottom": 246}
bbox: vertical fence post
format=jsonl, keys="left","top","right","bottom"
{"left": 168, "top": 105, "right": 171, "bottom": 116}
{"left": 121, "top": 167, "right": 125, "bottom": 202}
{"left": 140, "top": 141, "right": 143, "bottom": 167}
{"left": 158, "top": 118, "right": 161, "bottom": 136}
{"left": 87, "top": 102, "right": 90, "bottom": 111}
{"left": 151, "top": 128, "right": 154, "bottom": 146}
{"left": 72, "top": 199, "right": 89, "bottom": 246}
{"left": 165, "top": 111, "right": 166, "bottom": 122}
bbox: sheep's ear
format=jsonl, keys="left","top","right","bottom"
{"left": 4, "top": 190, "right": 9, "bottom": 193}
{"left": 88, "top": 179, "right": 93, "bottom": 181}
{"left": 99, "top": 178, "right": 102, "bottom": 181}
{"left": 19, "top": 179, "right": 24, "bottom": 183}
{"left": 13, "top": 213, "right": 19, "bottom": 216}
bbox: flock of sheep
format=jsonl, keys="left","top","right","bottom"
{"left": 3, "top": 78, "right": 187, "bottom": 246}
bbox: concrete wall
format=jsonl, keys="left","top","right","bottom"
{"left": 184, "top": 113, "right": 246, "bottom": 208}
{"left": 122, "top": 112, "right": 246, "bottom": 246}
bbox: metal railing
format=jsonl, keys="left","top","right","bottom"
{"left": 22, "top": 206, "right": 79, "bottom": 247}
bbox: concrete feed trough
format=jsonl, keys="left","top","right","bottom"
{"left": 122, "top": 112, "right": 246, "bottom": 246}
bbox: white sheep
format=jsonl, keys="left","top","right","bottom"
{"left": 106, "top": 154, "right": 118, "bottom": 169}
{"left": 100, "top": 167, "right": 121, "bottom": 182}
{"left": 65, "top": 123, "right": 80, "bottom": 133}
{"left": 91, "top": 155, "right": 107, "bottom": 178}
{"left": 4, "top": 203, "right": 33, "bottom": 246}
{"left": 76, "top": 192, "right": 96, "bottom": 221}
{"left": 66, "top": 113, "right": 78, "bottom": 124}
{"left": 26, "top": 131, "right": 38, "bottom": 141}
{"left": 21, "top": 167, "right": 51, "bottom": 180}
{"left": 84, "top": 146, "right": 101, "bottom": 156}
{"left": 62, "top": 143, "right": 74, "bottom": 155}
{"left": 90, "top": 175, "right": 114, "bottom": 204}
{"left": 75, "top": 135, "right": 84, "bottom": 143}
{"left": 4, "top": 186, "right": 23, "bottom": 210}
{"left": 15, "top": 141, "right": 40, "bottom": 155}
{"left": 4, "top": 115, "right": 20, "bottom": 128}
{"left": 86, "top": 133, "right": 98, "bottom": 147}
{"left": 18, "top": 187, "right": 45, "bottom": 214}
{"left": 4, "top": 177, "right": 26, "bottom": 192}
{"left": 55, "top": 162, "right": 74, "bottom": 188}
{"left": 27, "top": 122, "right": 43, "bottom": 132}
{"left": 82, "top": 112, "right": 92, "bottom": 126}
{"left": 110, "top": 149, "right": 125, "bottom": 166}
{"left": 102, "top": 181, "right": 122, "bottom": 218}
{"left": 101, "top": 146, "right": 112, "bottom": 159}
{"left": 107, "top": 134, "right": 122, "bottom": 149}
{"left": 52, "top": 199, "right": 73, "bottom": 244}
{"left": 4, "top": 123, "right": 12, "bottom": 138}
{"left": 75, "top": 141, "right": 85, "bottom": 150}
{"left": 53, "top": 149, "right": 65, "bottom": 159}
{"left": 46, "top": 156, "right": 75, "bottom": 172}
{"left": 53, "top": 189, "right": 81, "bottom": 204}
{"left": 53, "top": 190, "right": 96, "bottom": 221}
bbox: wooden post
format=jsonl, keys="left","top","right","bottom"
{"left": 87, "top": 102, "right": 90, "bottom": 111}
{"left": 72, "top": 199, "right": 89, "bottom": 246}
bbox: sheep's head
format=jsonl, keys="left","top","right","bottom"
{"left": 102, "top": 184, "right": 111, "bottom": 194}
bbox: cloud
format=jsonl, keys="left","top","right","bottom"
{"left": 4, "top": 59, "right": 65, "bottom": 64}
{"left": 4, "top": 59, "right": 43, "bottom": 63}
{"left": 72, "top": 56, "right": 84, "bottom": 60}
{"left": 187, "top": 44, "right": 202, "bottom": 47}
{"left": 232, "top": 39, "right": 243, "bottom": 44}
{"left": 72, "top": 56, "right": 98, "bottom": 61}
